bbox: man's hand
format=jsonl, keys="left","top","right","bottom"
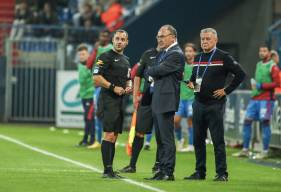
{"left": 125, "top": 86, "right": 133, "bottom": 94}
{"left": 113, "top": 86, "right": 125, "bottom": 96}
{"left": 187, "top": 81, "right": 194, "bottom": 89}
{"left": 251, "top": 82, "right": 261, "bottom": 90}
{"left": 213, "top": 88, "right": 226, "bottom": 99}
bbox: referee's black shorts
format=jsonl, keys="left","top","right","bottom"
{"left": 98, "top": 91, "right": 124, "bottom": 134}
{"left": 135, "top": 104, "right": 153, "bottom": 134}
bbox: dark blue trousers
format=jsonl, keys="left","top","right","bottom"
{"left": 82, "top": 98, "right": 95, "bottom": 144}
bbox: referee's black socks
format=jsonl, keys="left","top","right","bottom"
{"left": 130, "top": 135, "right": 144, "bottom": 168}
{"left": 110, "top": 142, "right": 115, "bottom": 165}
{"left": 101, "top": 140, "right": 115, "bottom": 173}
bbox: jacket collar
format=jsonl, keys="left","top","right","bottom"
{"left": 165, "top": 42, "right": 178, "bottom": 52}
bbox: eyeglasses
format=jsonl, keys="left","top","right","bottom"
{"left": 156, "top": 33, "right": 172, "bottom": 39}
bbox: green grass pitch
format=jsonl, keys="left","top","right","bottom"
{"left": 0, "top": 124, "right": 280, "bottom": 192}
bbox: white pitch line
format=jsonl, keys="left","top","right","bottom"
{"left": 0, "top": 134, "right": 165, "bottom": 192}
{"left": 0, "top": 167, "right": 93, "bottom": 173}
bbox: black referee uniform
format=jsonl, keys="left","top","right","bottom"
{"left": 93, "top": 49, "right": 130, "bottom": 174}
{"left": 120, "top": 48, "right": 159, "bottom": 173}
{"left": 189, "top": 48, "right": 245, "bottom": 180}
{"left": 135, "top": 48, "right": 158, "bottom": 134}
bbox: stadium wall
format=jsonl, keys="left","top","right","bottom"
{"left": 125, "top": 0, "right": 239, "bottom": 64}
{"left": 125, "top": 0, "right": 273, "bottom": 89}
{"left": 207, "top": 0, "right": 273, "bottom": 87}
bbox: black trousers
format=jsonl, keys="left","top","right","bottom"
{"left": 192, "top": 100, "right": 227, "bottom": 175}
{"left": 153, "top": 111, "right": 176, "bottom": 176}
{"left": 82, "top": 98, "right": 95, "bottom": 143}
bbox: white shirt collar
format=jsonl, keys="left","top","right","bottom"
{"left": 211, "top": 46, "right": 217, "bottom": 52}
{"left": 165, "top": 41, "right": 177, "bottom": 52}
{"left": 204, "top": 46, "right": 217, "bottom": 53}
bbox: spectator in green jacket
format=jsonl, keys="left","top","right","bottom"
{"left": 77, "top": 44, "right": 95, "bottom": 147}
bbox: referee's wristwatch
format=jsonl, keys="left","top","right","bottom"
{"left": 109, "top": 83, "right": 115, "bottom": 92}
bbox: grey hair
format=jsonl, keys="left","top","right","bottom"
{"left": 200, "top": 28, "right": 218, "bottom": 38}
{"left": 162, "top": 24, "right": 177, "bottom": 38}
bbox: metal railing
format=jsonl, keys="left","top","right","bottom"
{"left": 4, "top": 38, "right": 65, "bottom": 122}
{"left": 0, "top": 24, "right": 103, "bottom": 69}
{"left": 225, "top": 90, "right": 281, "bottom": 149}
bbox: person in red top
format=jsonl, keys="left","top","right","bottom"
{"left": 101, "top": 0, "right": 124, "bottom": 32}
{"left": 233, "top": 45, "right": 280, "bottom": 159}
{"left": 271, "top": 50, "right": 281, "bottom": 94}
{"left": 86, "top": 30, "right": 112, "bottom": 70}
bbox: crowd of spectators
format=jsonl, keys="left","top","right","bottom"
{"left": 10, "top": 0, "right": 137, "bottom": 40}
{"left": 8, "top": 0, "right": 157, "bottom": 68}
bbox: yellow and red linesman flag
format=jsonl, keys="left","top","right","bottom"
{"left": 126, "top": 110, "right": 137, "bottom": 156}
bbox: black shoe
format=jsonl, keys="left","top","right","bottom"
{"left": 88, "top": 141, "right": 95, "bottom": 146}
{"left": 102, "top": 171, "right": 124, "bottom": 179}
{"left": 184, "top": 172, "right": 205, "bottom": 180}
{"left": 156, "top": 174, "right": 175, "bottom": 181}
{"left": 114, "top": 170, "right": 120, "bottom": 174}
{"left": 144, "top": 144, "right": 151, "bottom": 151}
{"left": 119, "top": 165, "right": 136, "bottom": 173}
{"left": 213, "top": 174, "right": 228, "bottom": 182}
{"left": 76, "top": 141, "right": 88, "bottom": 147}
{"left": 144, "top": 171, "right": 164, "bottom": 180}
{"left": 152, "top": 163, "right": 160, "bottom": 174}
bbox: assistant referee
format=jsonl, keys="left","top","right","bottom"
{"left": 120, "top": 47, "right": 160, "bottom": 173}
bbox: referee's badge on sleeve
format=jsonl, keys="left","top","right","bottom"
{"left": 96, "top": 59, "right": 104, "bottom": 65}
{"left": 93, "top": 66, "right": 99, "bottom": 74}
{"left": 93, "top": 68, "right": 99, "bottom": 74}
